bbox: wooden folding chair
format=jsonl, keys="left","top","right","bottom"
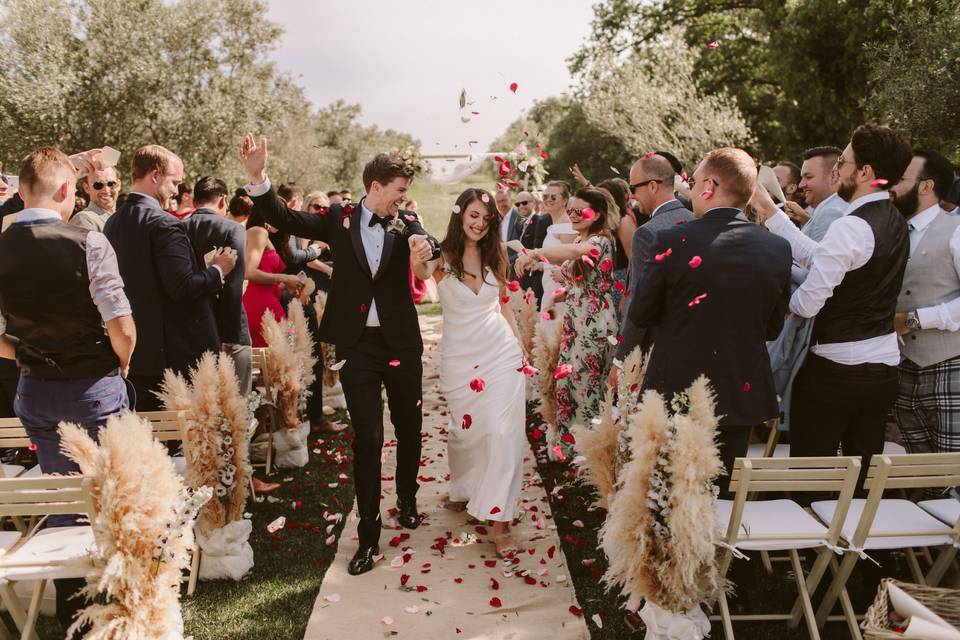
{"left": 250, "top": 347, "right": 276, "bottom": 476}
{"left": 811, "top": 452, "right": 960, "bottom": 637}
{"left": 137, "top": 410, "right": 188, "bottom": 477}
{"left": 0, "top": 475, "right": 97, "bottom": 640}
{"left": 713, "top": 456, "right": 862, "bottom": 640}
{"left": 0, "top": 420, "right": 39, "bottom": 480}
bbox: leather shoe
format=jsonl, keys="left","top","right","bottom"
{"left": 347, "top": 544, "right": 379, "bottom": 576}
{"left": 397, "top": 498, "right": 421, "bottom": 530}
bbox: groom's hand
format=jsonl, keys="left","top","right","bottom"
{"left": 239, "top": 133, "right": 268, "bottom": 184}
{"left": 409, "top": 234, "right": 432, "bottom": 265}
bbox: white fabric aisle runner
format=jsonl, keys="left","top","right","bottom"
{"left": 304, "top": 316, "right": 589, "bottom": 640}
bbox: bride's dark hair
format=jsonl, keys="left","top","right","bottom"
{"left": 440, "top": 188, "right": 508, "bottom": 287}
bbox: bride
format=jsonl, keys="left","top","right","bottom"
{"left": 427, "top": 187, "right": 527, "bottom": 556}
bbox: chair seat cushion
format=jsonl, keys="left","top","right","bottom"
{"left": 919, "top": 499, "right": 960, "bottom": 526}
{"left": 0, "top": 531, "right": 22, "bottom": 554}
{"left": 883, "top": 441, "right": 907, "bottom": 455}
{"left": 172, "top": 456, "right": 187, "bottom": 476}
{"left": 715, "top": 499, "right": 829, "bottom": 550}
{"left": 0, "top": 464, "right": 24, "bottom": 478}
{"left": 0, "top": 526, "right": 95, "bottom": 581}
{"left": 811, "top": 499, "right": 954, "bottom": 550}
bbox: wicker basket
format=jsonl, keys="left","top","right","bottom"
{"left": 862, "top": 578, "right": 960, "bottom": 639}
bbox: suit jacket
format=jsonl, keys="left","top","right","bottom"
{"left": 615, "top": 200, "right": 694, "bottom": 361}
{"left": 103, "top": 193, "right": 223, "bottom": 376}
{"left": 250, "top": 188, "right": 437, "bottom": 352}
{"left": 181, "top": 208, "right": 250, "bottom": 346}
{"left": 628, "top": 207, "right": 792, "bottom": 427}
{"left": 519, "top": 213, "right": 553, "bottom": 303}
{"left": 503, "top": 208, "right": 521, "bottom": 263}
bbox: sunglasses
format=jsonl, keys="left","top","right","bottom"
{"left": 543, "top": 193, "right": 564, "bottom": 201}
{"left": 307, "top": 203, "right": 325, "bottom": 211}
{"left": 628, "top": 178, "right": 665, "bottom": 192}
{"left": 515, "top": 200, "right": 531, "bottom": 206}
{"left": 92, "top": 181, "right": 118, "bottom": 190}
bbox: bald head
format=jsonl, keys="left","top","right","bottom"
{"left": 629, "top": 153, "right": 677, "bottom": 215}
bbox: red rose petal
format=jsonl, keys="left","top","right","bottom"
{"left": 490, "top": 597, "right": 502, "bottom": 608}
{"left": 490, "top": 506, "right": 501, "bottom": 515}
{"left": 508, "top": 280, "right": 521, "bottom": 292}
{"left": 560, "top": 433, "right": 576, "bottom": 445}
{"left": 400, "top": 574, "right": 410, "bottom": 586}
{"left": 743, "top": 382, "right": 751, "bottom": 392}
{"left": 454, "top": 577, "right": 463, "bottom": 583}
{"left": 655, "top": 248, "right": 673, "bottom": 261}
{"left": 388, "top": 359, "right": 401, "bottom": 367}
{"left": 509, "top": 82, "right": 518, "bottom": 93}
{"left": 469, "top": 378, "right": 486, "bottom": 392}
{"left": 416, "top": 585, "right": 428, "bottom": 592}
{"left": 461, "top": 414, "right": 472, "bottom": 429}
{"left": 500, "top": 296, "right": 510, "bottom": 304}
{"left": 599, "top": 258, "right": 613, "bottom": 272}
{"left": 490, "top": 577, "right": 500, "bottom": 590}
{"left": 569, "top": 605, "right": 583, "bottom": 617}
{"left": 547, "top": 545, "right": 556, "bottom": 558}
{"left": 484, "top": 560, "right": 497, "bottom": 568}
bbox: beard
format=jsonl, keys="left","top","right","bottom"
{"left": 894, "top": 183, "right": 920, "bottom": 219}
{"left": 837, "top": 174, "right": 857, "bottom": 202}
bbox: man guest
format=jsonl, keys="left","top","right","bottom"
{"left": 71, "top": 164, "right": 122, "bottom": 232}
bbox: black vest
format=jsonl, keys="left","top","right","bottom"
{"left": 811, "top": 198, "right": 909, "bottom": 345}
{"left": 0, "top": 220, "right": 119, "bottom": 379}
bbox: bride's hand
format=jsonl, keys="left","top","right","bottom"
{"left": 514, "top": 254, "right": 531, "bottom": 276}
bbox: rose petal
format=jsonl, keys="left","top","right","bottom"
{"left": 381, "top": 616, "right": 394, "bottom": 625}
{"left": 707, "top": 40, "right": 719, "bottom": 49}
{"left": 461, "top": 414, "right": 472, "bottom": 429}
{"left": 323, "top": 593, "right": 341, "bottom": 603}
{"left": 329, "top": 359, "right": 347, "bottom": 371}
{"left": 490, "top": 506, "right": 501, "bottom": 515}
{"left": 688, "top": 255, "right": 702, "bottom": 269}
{"left": 400, "top": 573, "right": 410, "bottom": 586}
{"left": 743, "top": 381, "right": 751, "bottom": 392}
{"left": 687, "top": 292, "right": 708, "bottom": 307}
{"left": 267, "top": 516, "right": 286, "bottom": 533}
{"left": 508, "top": 280, "right": 521, "bottom": 292}
{"left": 655, "top": 248, "right": 673, "bottom": 262}
{"left": 569, "top": 605, "right": 582, "bottom": 617}
{"left": 469, "top": 378, "right": 486, "bottom": 392}
{"left": 553, "top": 364, "right": 573, "bottom": 380}
{"left": 388, "top": 359, "right": 401, "bottom": 367}
{"left": 342, "top": 217, "right": 351, "bottom": 229}
{"left": 592, "top": 613, "right": 603, "bottom": 628}
{"left": 509, "top": 82, "right": 518, "bottom": 93}
{"left": 490, "top": 577, "right": 500, "bottom": 590}
{"left": 871, "top": 178, "right": 889, "bottom": 188}
{"left": 404, "top": 605, "right": 419, "bottom": 614}
{"left": 489, "top": 597, "right": 502, "bottom": 608}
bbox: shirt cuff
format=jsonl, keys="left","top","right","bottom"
{"left": 764, "top": 210, "right": 793, "bottom": 235}
{"left": 212, "top": 265, "right": 225, "bottom": 284}
{"left": 244, "top": 176, "right": 271, "bottom": 197}
{"left": 916, "top": 306, "right": 940, "bottom": 331}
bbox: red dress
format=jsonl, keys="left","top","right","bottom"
{"left": 244, "top": 248, "right": 286, "bottom": 347}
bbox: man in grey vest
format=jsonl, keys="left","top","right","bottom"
{"left": 891, "top": 149, "right": 960, "bottom": 470}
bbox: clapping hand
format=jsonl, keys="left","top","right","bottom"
{"left": 239, "top": 133, "right": 268, "bottom": 184}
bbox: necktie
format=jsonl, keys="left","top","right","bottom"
{"left": 368, "top": 214, "right": 390, "bottom": 229}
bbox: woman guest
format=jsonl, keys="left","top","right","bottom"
{"left": 242, "top": 208, "right": 303, "bottom": 347}
{"left": 228, "top": 189, "right": 253, "bottom": 225}
{"left": 597, "top": 178, "right": 637, "bottom": 313}
{"left": 426, "top": 188, "right": 527, "bottom": 557}
{"left": 528, "top": 180, "right": 576, "bottom": 315}
{"left": 301, "top": 191, "right": 334, "bottom": 293}
{"left": 516, "top": 187, "right": 619, "bottom": 453}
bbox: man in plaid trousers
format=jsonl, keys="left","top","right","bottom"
{"left": 891, "top": 149, "right": 960, "bottom": 496}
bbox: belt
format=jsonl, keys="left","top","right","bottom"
{"left": 806, "top": 352, "right": 893, "bottom": 374}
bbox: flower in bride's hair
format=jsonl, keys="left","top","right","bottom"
{"left": 480, "top": 193, "right": 490, "bottom": 204}
{"left": 451, "top": 204, "right": 462, "bottom": 214}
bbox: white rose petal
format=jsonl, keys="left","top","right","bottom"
{"left": 404, "top": 606, "right": 419, "bottom": 614}
{"left": 266, "top": 516, "right": 286, "bottom": 533}
{"left": 381, "top": 616, "right": 394, "bottom": 625}
{"left": 323, "top": 594, "right": 341, "bottom": 603}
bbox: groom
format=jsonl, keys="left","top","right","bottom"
{"left": 240, "top": 134, "right": 439, "bottom": 575}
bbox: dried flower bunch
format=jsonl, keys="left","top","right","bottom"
{"left": 260, "top": 308, "right": 307, "bottom": 430}
{"left": 532, "top": 318, "right": 563, "bottom": 430}
{"left": 60, "top": 413, "right": 212, "bottom": 639}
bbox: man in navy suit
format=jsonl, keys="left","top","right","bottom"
{"left": 103, "top": 145, "right": 237, "bottom": 409}
{"left": 628, "top": 148, "right": 792, "bottom": 486}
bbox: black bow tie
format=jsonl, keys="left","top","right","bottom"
{"left": 368, "top": 214, "right": 391, "bottom": 229}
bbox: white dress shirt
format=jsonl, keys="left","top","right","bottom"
{"left": 358, "top": 202, "right": 385, "bottom": 327}
{"left": 908, "top": 204, "right": 960, "bottom": 331}
{"left": 765, "top": 191, "right": 900, "bottom": 366}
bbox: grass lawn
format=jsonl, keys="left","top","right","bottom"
{"left": 408, "top": 173, "right": 494, "bottom": 237}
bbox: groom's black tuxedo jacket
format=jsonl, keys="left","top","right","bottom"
{"left": 627, "top": 207, "right": 792, "bottom": 428}
{"left": 250, "top": 188, "right": 435, "bottom": 352}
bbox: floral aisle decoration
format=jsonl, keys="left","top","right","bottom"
{"left": 532, "top": 318, "right": 564, "bottom": 460}
{"left": 387, "top": 145, "right": 431, "bottom": 177}
{"left": 158, "top": 352, "right": 254, "bottom": 581}
{"left": 313, "top": 290, "right": 346, "bottom": 411}
{"left": 599, "top": 376, "right": 724, "bottom": 640}
{"left": 59, "top": 413, "right": 212, "bottom": 639}
{"left": 573, "top": 346, "right": 648, "bottom": 509}
{"left": 494, "top": 137, "right": 549, "bottom": 192}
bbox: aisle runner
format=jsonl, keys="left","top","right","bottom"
{"left": 304, "top": 316, "right": 589, "bottom": 640}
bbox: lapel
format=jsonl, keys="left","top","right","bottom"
{"left": 376, "top": 219, "right": 397, "bottom": 282}
{"left": 348, "top": 201, "right": 372, "bottom": 279}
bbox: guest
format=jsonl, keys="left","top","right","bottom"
{"left": 170, "top": 179, "right": 194, "bottom": 220}
{"left": 629, "top": 148, "right": 792, "bottom": 484}
{"left": 754, "top": 124, "right": 912, "bottom": 489}
{"left": 774, "top": 160, "right": 805, "bottom": 209}
{"left": 277, "top": 183, "right": 304, "bottom": 212}
{"left": 507, "top": 190, "right": 534, "bottom": 268}
{"left": 340, "top": 189, "right": 352, "bottom": 203}
{"left": 797, "top": 146, "right": 846, "bottom": 242}
{"left": 181, "top": 177, "right": 251, "bottom": 393}
{"left": 228, "top": 188, "right": 253, "bottom": 225}
{"left": 0, "top": 147, "right": 135, "bottom": 637}
{"left": 302, "top": 191, "right": 334, "bottom": 293}
{"left": 515, "top": 187, "right": 619, "bottom": 444}
{"left": 243, "top": 206, "right": 304, "bottom": 347}
{"left": 71, "top": 165, "right": 121, "bottom": 232}
{"left": 890, "top": 150, "right": 960, "bottom": 466}
{"left": 597, "top": 177, "right": 637, "bottom": 312}
{"left": 495, "top": 189, "right": 518, "bottom": 247}
{"left": 403, "top": 199, "right": 418, "bottom": 211}
{"left": 655, "top": 150, "right": 693, "bottom": 211}
{"left": 327, "top": 190, "right": 343, "bottom": 206}
{"left": 275, "top": 183, "right": 320, "bottom": 286}
{"left": 522, "top": 181, "right": 574, "bottom": 314}
{"left": 609, "top": 153, "right": 693, "bottom": 388}
{"left": 104, "top": 145, "right": 237, "bottom": 410}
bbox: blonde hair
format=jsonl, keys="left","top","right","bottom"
{"left": 18, "top": 147, "right": 75, "bottom": 198}
{"left": 131, "top": 144, "right": 179, "bottom": 181}
{"left": 701, "top": 148, "right": 757, "bottom": 208}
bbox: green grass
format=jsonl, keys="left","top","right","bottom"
{"left": 408, "top": 174, "right": 493, "bottom": 237}
{"left": 35, "top": 412, "right": 355, "bottom": 640}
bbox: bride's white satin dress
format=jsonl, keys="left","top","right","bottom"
{"left": 438, "top": 268, "right": 526, "bottom": 522}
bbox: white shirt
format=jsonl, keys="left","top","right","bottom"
{"left": 766, "top": 191, "right": 900, "bottom": 366}
{"left": 908, "top": 204, "right": 960, "bottom": 331}
{"left": 358, "top": 202, "right": 385, "bottom": 327}
{"left": 499, "top": 208, "right": 515, "bottom": 243}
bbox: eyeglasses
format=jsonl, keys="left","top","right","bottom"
{"left": 515, "top": 200, "right": 531, "bottom": 206}
{"left": 307, "top": 203, "right": 325, "bottom": 211}
{"left": 92, "top": 181, "right": 118, "bottom": 190}
{"left": 543, "top": 193, "right": 564, "bottom": 201}
{"left": 835, "top": 156, "right": 853, "bottom": 169}
{"left": 629, "top": 178, "right": 665, "bottom": 192}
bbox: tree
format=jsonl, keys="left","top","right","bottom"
{"left": 866, "top": 0, "right": 960, "bottom": 161}
{"left": 580, "top": 30, "right": 753, "bottom": 170}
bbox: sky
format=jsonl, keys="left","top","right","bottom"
{"left": 264, "top": 0, "right": 595, "bottom": 156}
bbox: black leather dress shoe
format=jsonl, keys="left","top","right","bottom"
{"left": 347, "top": 544, "right": 379, "bottom": 576}
{"left": 397, "top": 498, "right": 421, "bottom": 529}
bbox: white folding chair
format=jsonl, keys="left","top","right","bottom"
{"left": 250, "top": 347, "right": 276, "bottom": 476}
{"left": 713, "top": 456, "right": 862, "bottom": 640}
{"left": 0, "top": 420, "right": 39, "bottom": 480}
{"left": 811, "top": 452, "right": 960, "bottom": 636}
{"left": 0, "top": 475, "right": 97, "bottom": 640}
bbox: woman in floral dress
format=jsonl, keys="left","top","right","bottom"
{"left": 515, "top": 187, "right": 620, "bottom": 450}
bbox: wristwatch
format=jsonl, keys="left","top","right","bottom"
{"left": 905, "top": 310, "right": 922, "bottom": 332}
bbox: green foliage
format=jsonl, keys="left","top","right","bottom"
{"left": 0, "top": 0, "right": 420, "bottom": 191}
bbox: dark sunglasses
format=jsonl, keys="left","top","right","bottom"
{"left": 629, "top": 178, "right": 665, "bottom": 192}
{"left": 543, "top": 193, "right": 564, "bottom": 201}
{"left": 307, "top": 203, "right": 325, "bottom": 211}
{"left": 515, "top": 200, "right": 531, "bottom": 206}
{"left": 92, "top": 181, "right": 118, "bottom": 190}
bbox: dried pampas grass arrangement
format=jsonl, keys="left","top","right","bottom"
{"left": 158, "top": 352, "right": 251, "bottom": 531}
{"left": 532, "top": 318, "right": 563, "bottom": 429}
{"left": 60, "top": 414, "right": 211, "bottom": 639}
{"left": 511, "top": 287, "right": 538, "bottom": 357}
{"left": 600, "top": 376, "right": 723, "bottom": 614}
{"left": 261, "top": 309, "right": 303, "bottom": 430}
{"left": 313, "top": 290, "right": 339, "bottom": 388}
{"left": 287, "top": 298, "right": 317, "bottom": 392}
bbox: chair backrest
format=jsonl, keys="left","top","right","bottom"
{"left": 137, "top": 410, "right": 187, "bottom": 442}
{"left": 0, "top": 418, "right": 34, "bottom": 449}
{"left": 725, "top": 456, "right": 862, "bottom": 548}
{"left": 251, "top": 347, "right": 272, "bottom": 397}
{"left": 0, "top": 475, "right": 96, "bottom": 519}
{"left": 850, "top": 453, "right": 960, "bottom": 547}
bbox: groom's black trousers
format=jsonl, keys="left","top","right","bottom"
{"left": 338, "top": 327, "right": 423, "bottom": 547}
